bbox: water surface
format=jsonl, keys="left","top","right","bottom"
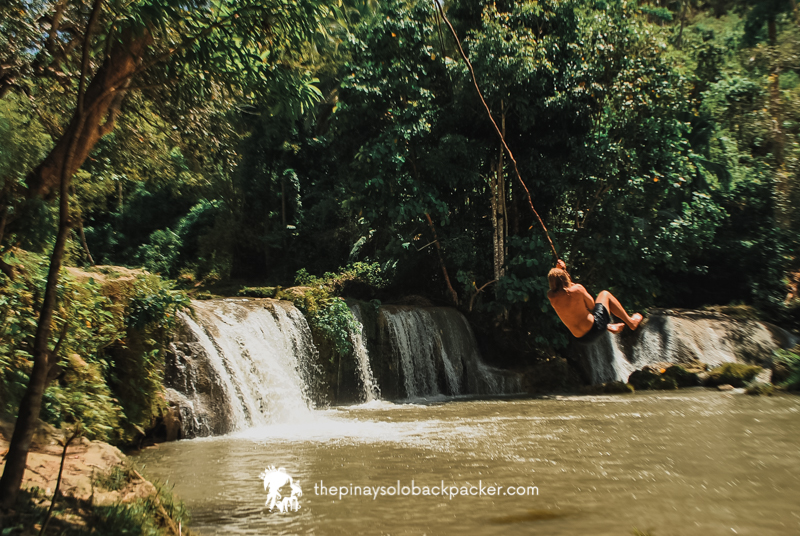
{"left": 136, "top": 390, "right": 800, "bottom": 535}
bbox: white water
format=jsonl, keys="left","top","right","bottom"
{"left": 584, "top": 332, "right": 635, "bottom": 384}
{"left": 167, "top": 300, "right": 521, "bottom": 438}
{"left": 383, "top": 309, "right": 443, "bottom": 398}
{"left": 349, "top": 305, "right": 380, "bottom": 402}
{"left": 178, "top": 299, "right": 317, "bottom": 430}
{"left": 382, "top": 307, "right": 521, "bottom": 398}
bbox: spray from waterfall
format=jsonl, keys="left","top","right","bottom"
{"left": 167, "top": 299, "right": 318, "bottom": 435}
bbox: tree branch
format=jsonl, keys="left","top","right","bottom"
{"left": 78, "top": 0, "right": 105, "bottom": 116}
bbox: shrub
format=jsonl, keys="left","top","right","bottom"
{"left": 238, "top": 286, "right": 279, "bottom": 298}
{"left": 279, "top": 286, "right": 359, "bottom": 361}
{"left": 628, "top": 370, "right": 661, "bottom": 390}
{"left": 0, "top": 251, "right": 190, "bottom": 443}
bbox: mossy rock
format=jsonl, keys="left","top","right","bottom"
{"left": 628, "top": 369, "right": 678, "bottom": 390}
{"left": 745, "top": 382, "right": 775, "bottom": 396}
{"left": 238, "top": 286, "right": 279, "bottom": 298}
{"left": 705, "top": 363, "right": 762, "bottom": 388}
{"left": 657, "top": 376, "right": 679, "bottom": 390}
{"left": 662, "top": 365, "right": 701, "bottom": 387}
{"left": 628, "top": 370, "right": 661, "bottom": 390}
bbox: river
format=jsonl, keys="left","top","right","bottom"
{"left": 136, "top": 390, "right": 800, "bottom": 535}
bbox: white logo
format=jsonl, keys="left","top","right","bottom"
{"left": 259, "top": 466, "right": 302, "bottom": 513}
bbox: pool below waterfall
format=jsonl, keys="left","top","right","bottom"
{"left": 135, "top": 390, "right": 800, "bottom": 536}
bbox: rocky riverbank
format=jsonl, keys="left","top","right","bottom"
{"left": 0, "top": 419, "right": 191, "bottom": 535}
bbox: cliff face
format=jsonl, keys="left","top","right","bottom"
{"left": 567, "top": 309, "right": 799, "bottom": 385}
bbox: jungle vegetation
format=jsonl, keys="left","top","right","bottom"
{"left": 1, "top": 0, "right": 799, "bottom": 506}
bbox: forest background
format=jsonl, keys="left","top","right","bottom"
{"left": 1, "top": 0, "right": 799, "bottom": 459}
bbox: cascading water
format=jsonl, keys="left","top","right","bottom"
{"left": 570, "top": 309, "right": 798, "bottom": 385}
{"left": 349, "top": 305, "right": 380, "bottom": 402}
{"left": 165, "top": 299, "right": 318, "bottom": 437}
{"left": 583, "top": 332, "right": 635, "bottom": 384}
{"left": 165, "top": 298, "right": 522, "bottom": 438}
{"left": 381, "top": 306, "right": 521, "bottom": 398}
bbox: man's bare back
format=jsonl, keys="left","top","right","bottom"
{"left": 547, "top": 283, "right": 600, "bottom": 338}
{"left": 547, "top": 260, "right": 642, "bottom": 340}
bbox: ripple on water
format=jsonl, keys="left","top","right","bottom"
{"left": 135, "top": 390, "right": 800, "bottom": 536}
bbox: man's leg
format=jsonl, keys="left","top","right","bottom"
{"left": 595, "top": 290, "right": 643, "bottom": 331}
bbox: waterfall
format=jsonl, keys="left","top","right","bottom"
{"left": 165, "top": 298, "right": 523, "bottom": 438}
{"left": 570, "top": 309, "right": 798, "bottom": 385}
{"left": 381, "top": 306, "right": 521, "bottom": 398}
{"left": 165, "top": 299, "right": 317, "bottom": 437}
{"left": 349, "top": 305, "right": 380, "bottom": 402}
{"left": 583, "top": 332, "right": 635, "bottom": 384}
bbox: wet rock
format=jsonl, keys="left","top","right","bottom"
{"left": 745, "top": 383, "right": 775, "bottom": 396}
{"left": 705, "top": 363, "right": 762, "bottom": 388}
{"left": 162, "top": 406, "right": 182, "bottom": 442}
{"left": 628, "top": 370, "right": 661, "bottom": 390}
{"left": 568, "top": 308, "right": 797, "bottom": 386}
{"left": 628, "top": 370, "right": 677, "bottom": 390}
{"left": 662, "top": 365, "right": 701, "bottom": 387}
{"left": 771, "top": 360, "right": 792, "bottom": 385}
{"left": 717, "top": 384, "right": 735, "bottom": 391}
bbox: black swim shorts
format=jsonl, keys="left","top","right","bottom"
{"left": 576, "top": 303, "right": 611, "bottom": 344}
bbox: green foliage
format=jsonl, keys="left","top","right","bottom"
{"left": 773, "top": 349, "right": 800, "bottom": 390}
{"left": 279, "top": 286, "right": 359, "bottom": 360}
{"left": 1, "top": 480, "right": 190, "bottom": 536}
{"left": 96, "top": 465, "right": 134, "bottom": 492}
{"left": 706, "top": 362, "right": 763, "bottom": 387}
{"left": 0, "top": 253, "right": 189, "bottom": 442}
{"left": 4, "top": 0, "right": 799, "bottom": 366}
{"left": 295, "top": 262, "right": 389, "bottom": 294}
{"left": 127, "top": 276, "right": 192, "bottom": 331}
{"left": 135, "top": 230, "right": 182, "bottom": 278}
{"left": 277, "top": 267, "right": 373, "bottom": 359}
{"left": 238, "top": 286, "right": 279, "bottom": 298}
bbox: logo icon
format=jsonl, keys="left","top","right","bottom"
{"left": 259, "top": 466, "right": 302, "bottom": 513}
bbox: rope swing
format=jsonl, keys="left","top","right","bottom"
{"left": 431, "top": 0, "right": 560, "bottom": 262}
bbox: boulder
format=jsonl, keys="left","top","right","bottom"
{"left": 567, "top": 308, "right": 797, "bottom": 386}
{"left": 705, "top": 363, "right": 762, "bottom": 388}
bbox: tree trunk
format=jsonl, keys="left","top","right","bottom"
{"left": 77, "top": 219, "right": 95, "bottom": 266}
{"left": 25, "top": 29, "right": 152, "bottom": 199}
{"left": 0, "top": 126, "right": 77, "bottom": 507}
{"left": 490, "top": 102, "right": 507, "bottom": 284}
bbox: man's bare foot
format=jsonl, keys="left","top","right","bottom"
{"left": 628, "top": 313, "right": 643, "bottom": 331}
{"left": 607, "top": 322, "right": 625, "bottom": 334}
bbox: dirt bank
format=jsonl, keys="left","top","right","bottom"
{"left": 0, "top": 420, "right": 189, "bottom": 535}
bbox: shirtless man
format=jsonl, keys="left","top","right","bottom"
{"left": 547, "top": 260, "right": 642, "bottom": 343}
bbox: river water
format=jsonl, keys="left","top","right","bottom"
{"left": 136, "top": 390, "right": 800, "bottom": 535}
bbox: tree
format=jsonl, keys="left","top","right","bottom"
{"left": 0, "top": 0, "right": 328, "bottom": 507}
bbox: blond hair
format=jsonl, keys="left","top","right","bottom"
{"left": 547, "top": 267, "right": 571, "bottom": 291}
